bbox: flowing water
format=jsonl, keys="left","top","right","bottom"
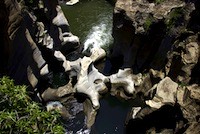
{"left": 61, "top": 0, "right": 113, "bottom": 52}
{"left": 61, "top": 0, "right": 134, "bottom": 133}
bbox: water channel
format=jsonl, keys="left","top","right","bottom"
{"left": 61, "top": 0, "right": 136, "bottom": 133}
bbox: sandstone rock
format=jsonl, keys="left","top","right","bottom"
{"left": 182, "top": 42, "right": 199, "bottom": 64}
{"left": 146, "top": 77, "right": 178, "bottom": 109}
{"left": 111, "top": 0, "right": 195, "bottom": 73}
{"left": 149, "top": 69, "right": 165, "bottom": 80}
{"left": 83, "top": 99, "right": 97, "bottom": 128}
{"left": 109, "top": 68, "right": 136, "bottom": 99}
{"left": 41, "top": 80, "right": 75, "bottom": 101}
{"left": 177, "top": 86, "right": 200, "bottom": 123}
{"left": 75, "top": 56, "right": 109, "bottom": 109}
{"left": 184, "top": 122, "right": 200, "bottom": 134}
{"left": 187, "top": 84, "right": 200, "bottom": 101}
{"left": 166, "top": 35, "right": 199, "bottom": 84}
{"left": 115, "top": 0, "right": 185, "bottom": 34}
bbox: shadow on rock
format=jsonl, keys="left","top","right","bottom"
{"left": 126, "top": 104, "right": 188, "bottom": 134}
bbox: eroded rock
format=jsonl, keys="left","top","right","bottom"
{"left": 146, "top": 77, "right": 178, "bottom": 109}
{"left": 109, "top": 68, "right": 137, "bottom": 99}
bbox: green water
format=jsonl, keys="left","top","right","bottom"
{"left": 61, "top": 0, "right": 113, "bottom": 48}
{"left": 61, "top": 0, "right": 134, "bottom": 133}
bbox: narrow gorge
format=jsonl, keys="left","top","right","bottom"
{"left": 0, "top": 0, "right": 200, "bottom": 134}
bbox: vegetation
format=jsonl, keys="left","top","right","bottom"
{"left": 165, "top": 8, "right": 184, "bottom": 30}
{"left": 144, "top": 16, "right": 154, "bottom": 31}
{"left": 154, "top": 0, "right": 165, "bottom": 4}
{"left": 0, "top": 77, "right": 65, "bottom": 134}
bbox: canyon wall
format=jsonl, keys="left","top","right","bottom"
{"left": 111, "top": 0, "right": 200, "bottom": 133}
{"left": 0, "top": 0, "right": 80, "bottom": 96}
{"left": 1, "top": 0, "right": 200, "bottom": 133}
{"left": 111, "top": 0, "right": 200, "bottom": 80}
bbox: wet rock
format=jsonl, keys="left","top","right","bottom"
{"left": 61, "top": 97, "right": 91, "bottom": 133}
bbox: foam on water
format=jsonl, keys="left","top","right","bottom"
{"left": 83, "top": 21, "right": 113, "bottom": 52}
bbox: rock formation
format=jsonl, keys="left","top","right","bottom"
{"left": 1, "top": 0, "right": 141, "bottom": 130}
{"left": 1, "top": 0, "right": 200, "bottom": 133}
{"left": 111, "top": 0, "right": 200, "bottom": 133}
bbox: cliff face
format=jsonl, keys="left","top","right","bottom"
{"left": 1, "top": 0, "right": 200, "bottom": 133}
{"left": 0, "top": 1, "right": 10, "bottom": 76}
{"left": 111, "top": 0, "right": 200, "bottom": 133}
{"left": 1, "top": 0, "right": 80, "bottom": 87}
{"left": 111, "top": 0, "right": 199, "bottom": 79}
{"left": 1, "top": 0, "right": 138, "bottom": 131}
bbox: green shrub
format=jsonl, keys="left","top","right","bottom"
{"left": 0, "top": 77, "right": 65, "bottom": 134}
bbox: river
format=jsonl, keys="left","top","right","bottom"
{"left": 61, "top": 0, "right": 113, "bottom": 52}
{"left": 61, "top": 0, "right": 132, "bottom": 133}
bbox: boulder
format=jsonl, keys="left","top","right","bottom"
{"left": 65, "top": 0, "right": 79, "bottom": 5}
{"left": 146, "top": 77, "right": 178, "bottom": 109}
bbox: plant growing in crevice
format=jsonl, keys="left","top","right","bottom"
{"left": 165, "top": 7, "right": 185, "bottom": 30}
{"left": 144, "top": 16, "right": 154, "bottom": 32}
{"left": 0, "top": 77, "right": 65, "bottom": 133}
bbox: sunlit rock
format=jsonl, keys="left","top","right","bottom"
{"left": 177, "top": 86, "right": 200, "bottom": 123}
{"left": 109, "top": 68, "right": 137, "bottom": 99}
{"left": 66, "top": 0, "right": 79, "bottom": 5}
{"left": 75, "top": 56, "right": 109, "bottom": 109}
{"left": 146, "top": 77, "right": 178, "bottom": 109}
{"left": 166, "top": 35, "right": 200, "bottom": 84}
{"left": 83, "top": 99, "right": 97, "bottom": 128}
{"left": 42, "top": 80, "right": 75, "bottom": 101}
{"left": 187, "top": 84, "right": 200, "bottom": 101}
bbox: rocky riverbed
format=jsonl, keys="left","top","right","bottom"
{"left": 0, "top": 0, "right": 200, "bottom": 134}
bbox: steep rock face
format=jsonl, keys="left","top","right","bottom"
{"left": 112, "top": 0, "right": 200, "bottom": 133}
{"left": 2, "top": 0, "right": 80, "bottom": 87}
{"left": 111, "top": 0, "right": 197, "bottom": 74}
{"left": 1, "top": 0, "right": 142, "bottom": 131}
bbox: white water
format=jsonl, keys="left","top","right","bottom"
{"left": 83, "top": 21, "right": 113, "bottom": 52}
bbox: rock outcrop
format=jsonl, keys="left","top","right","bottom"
{"left": 112, "top": 0, "right": 200, "bottom": 133}
{"left": 111, "top": 0, "right": 197, "bottom": 73}
{"left": 2, "top": 0, "right": 200, "bottom": 133}
{"left": 1, "top": 0, "right": 141, "bottom": 130}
